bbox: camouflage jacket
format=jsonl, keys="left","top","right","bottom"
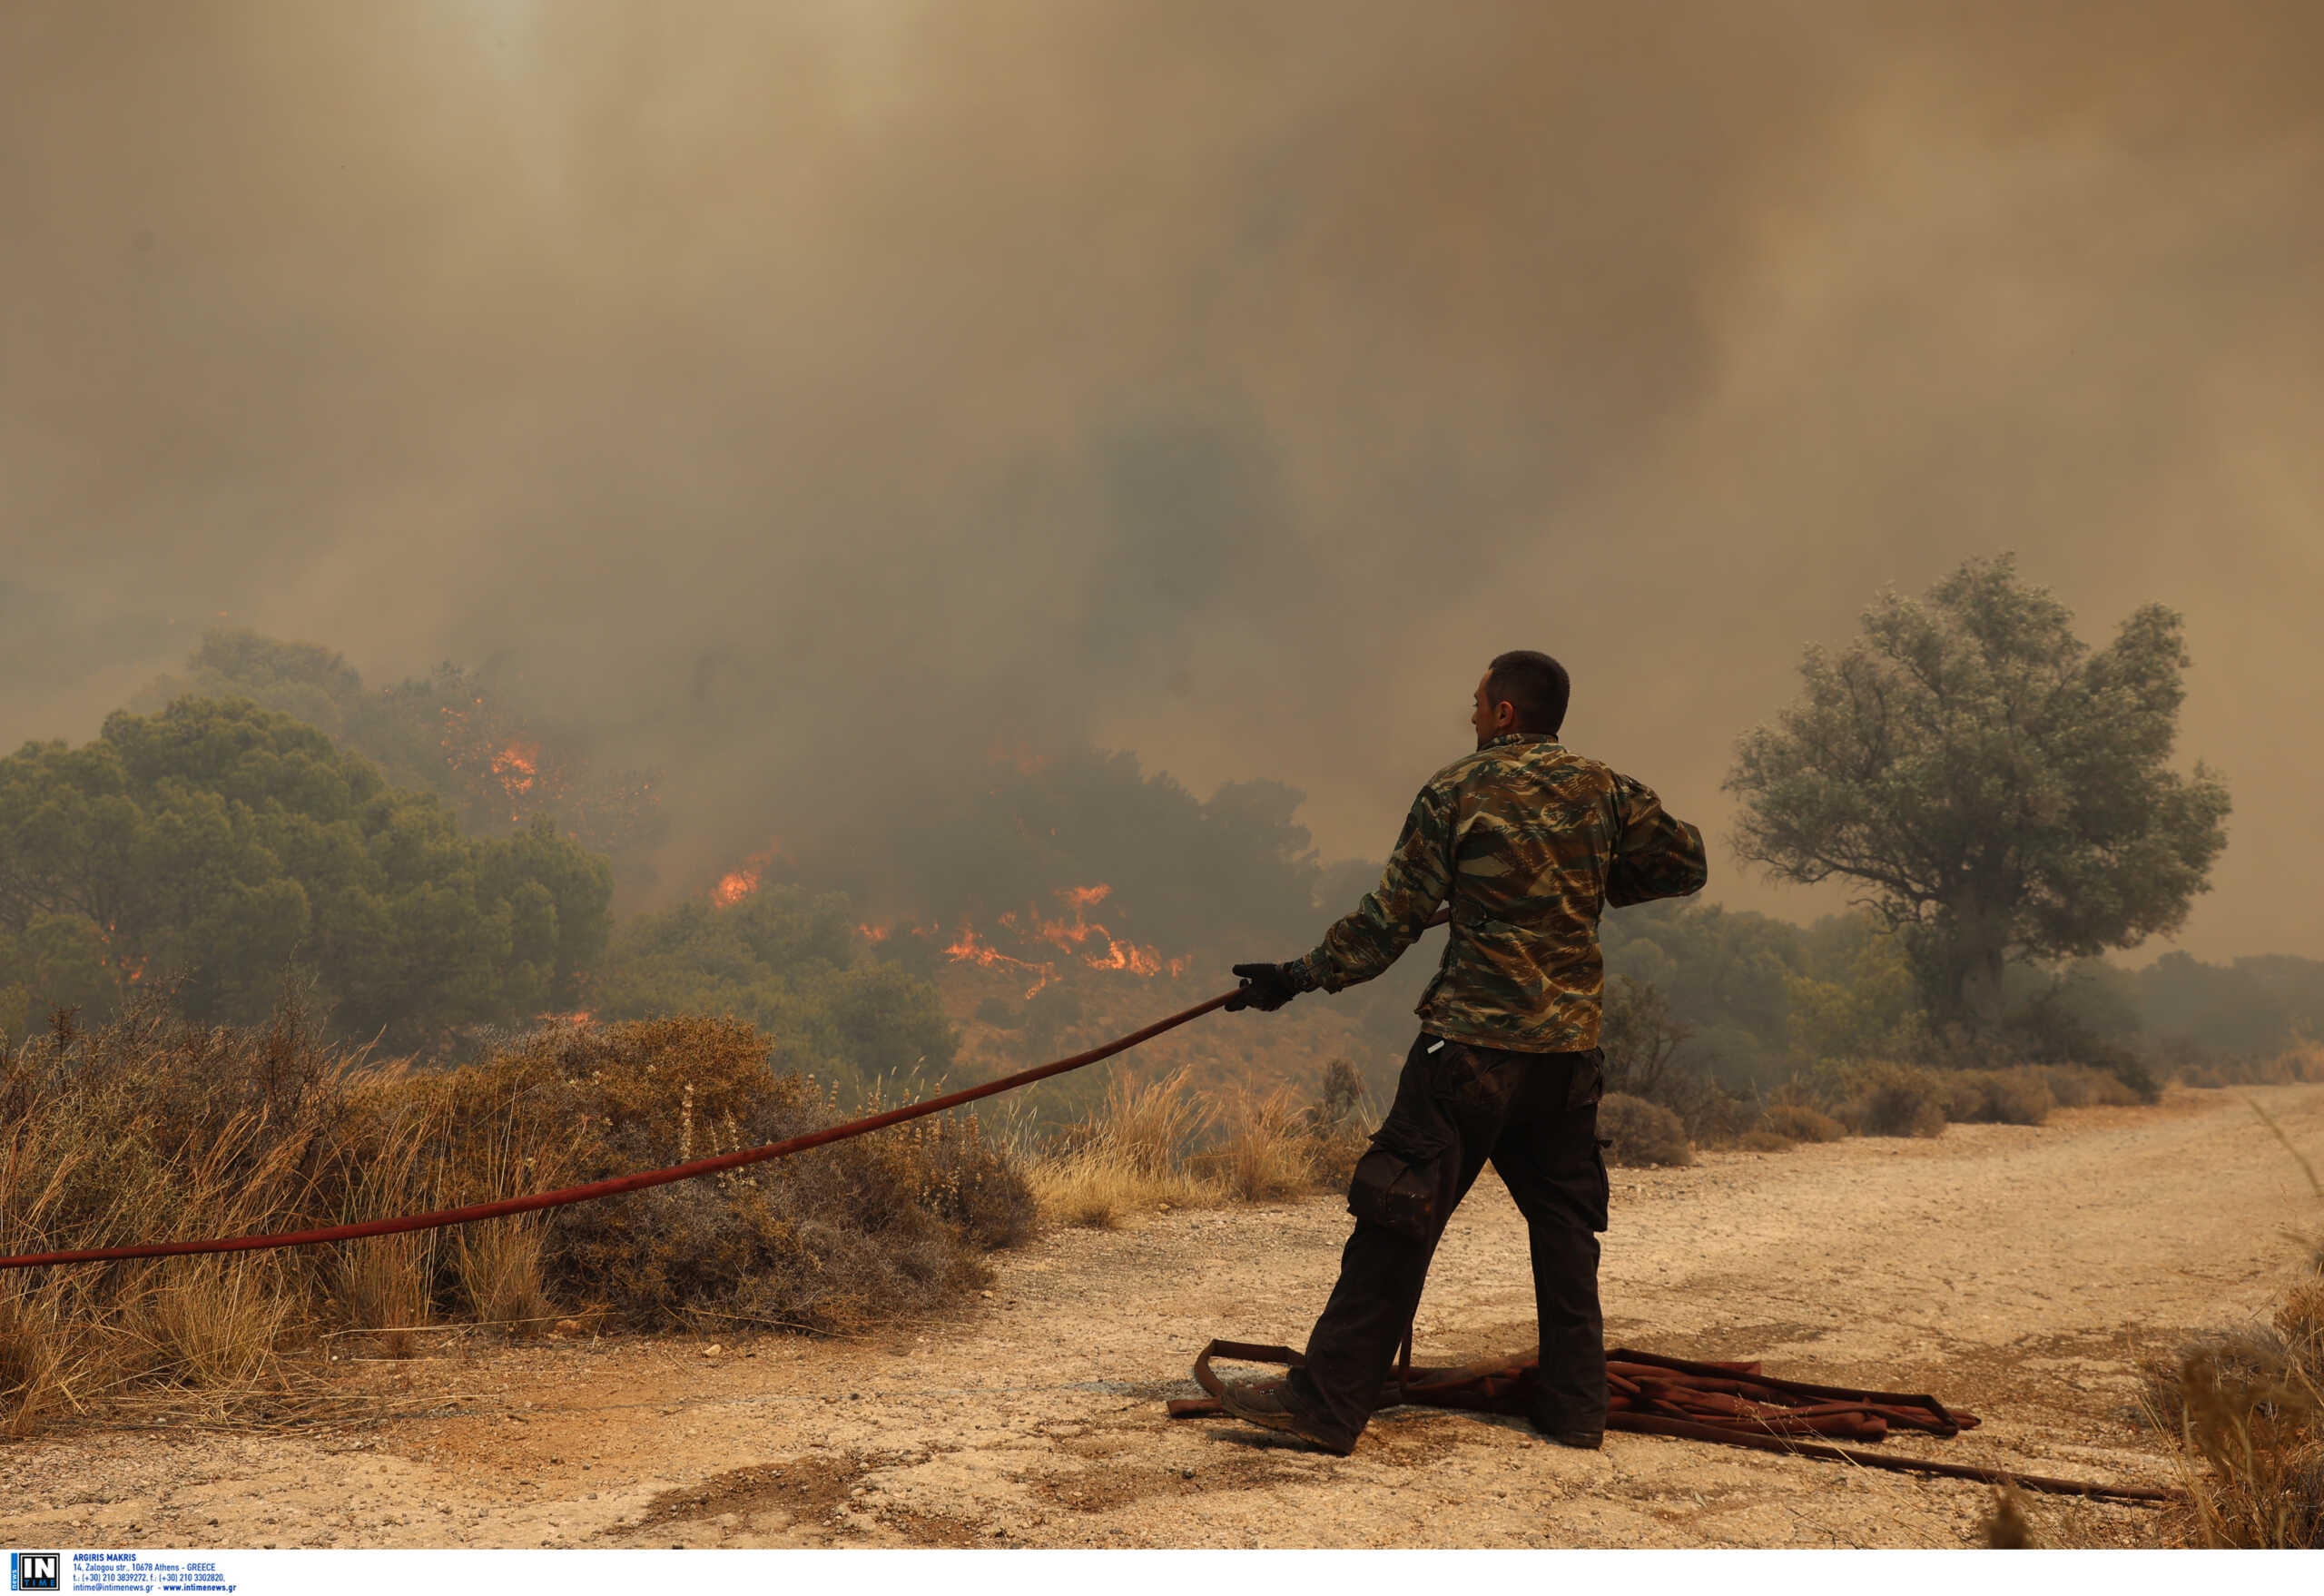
{"left": 1288, "top": 733, "right": 1707, "bottom": 1052}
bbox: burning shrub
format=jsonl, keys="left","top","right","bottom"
{"left": 1598, "top": 1094, "right": 1692, "bottom": 1167}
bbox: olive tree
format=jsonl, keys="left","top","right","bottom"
{"left": 1724, "top": 556, "right": 2230, "bottom": 1033}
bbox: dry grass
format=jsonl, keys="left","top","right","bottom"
{"left": 1980, "top": 1484, "right": 2039, "bottom": 1548}
{"left": 1028, "top": 1067, "right": 1212, "bottom": 1227}
{"left": 1201, "top": 1088, "right": 1315, "bottom": 1204}
{"left": 1028, "top": 1060, "right": 1376, "bottom": 1227}
{"left": 2151, "top": 1108, "right": 2324, "bottom": 1547}
{"left": 0, "top": 994, "right": 1036, "bottom": 1433}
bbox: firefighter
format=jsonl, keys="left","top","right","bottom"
{"left": 1219, "top": 650, "right": 1708, "bottom": 1453}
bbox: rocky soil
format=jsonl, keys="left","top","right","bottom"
{"left": 6, "top": 1081, "right": 2320, "bottom": 1550}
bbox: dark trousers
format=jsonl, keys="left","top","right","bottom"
{"left": 1285, "top": 1032, "right": 1610, "bottom": 1449}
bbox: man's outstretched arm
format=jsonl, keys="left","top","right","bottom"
{"left": 1230, "top": 781, "right": 1454, "bottom": 1011}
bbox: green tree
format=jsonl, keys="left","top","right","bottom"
{"left": 0, "top": 697, "right": 612, "bottom": 1049}
{"left": 589, "top": 884, "right": 957, "bottom": 1098}
{"left": 1725, "top": 556, "right": 2230, "bottom": 1033}
{"left": 133, "top": 629, "right": 666, "bottom": 886}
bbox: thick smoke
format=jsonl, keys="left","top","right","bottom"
{"left": 4, "top": 2, "right": 2319, "bottom": 955}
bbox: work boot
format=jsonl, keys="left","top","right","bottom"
{"left": 1536, "top": 1426, "right": 1604, "bottom": 1451}
{"left": 1527, "top": 1402, "right": 1605, "bottom": 1449}
{"left": 1214, "top": 1378, "right": 1357, "bottom": 1456}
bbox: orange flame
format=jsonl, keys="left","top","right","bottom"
{"left": 711, "top": 842, "right": 786, "bottom": 906}
{"left": 490, "top": 741, "right": 540, "bottom": 797}
{"left": 857, "top": 922, "right": 891, "bottom": 943}
{"left": 1000, "top": 884, "right": 1178, "bottom": 977}
{"left": 944, "top": 923, "right": 1057, "bottom": 1000}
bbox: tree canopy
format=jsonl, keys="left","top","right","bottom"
{"left": 133, "top": 628, "right": 665, "bottom": 894}
{"left": 0, "top": 697, "right": 612, "bottom": 1049}
{"left": 588, "top": 883, "right": 957, "bottom": 1098}
{"left": 1724, "top": 556, "right": 2230, "bottom": 1030}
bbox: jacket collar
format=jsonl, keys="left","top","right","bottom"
{"left": 1482, "top": 732, "right": 1561, "bottom": 752}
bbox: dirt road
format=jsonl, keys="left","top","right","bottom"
{"left": 8, "top": 1082, "right": 2320, "bottom": 1550}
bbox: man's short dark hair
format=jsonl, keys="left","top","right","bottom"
{"left": 1485, "top": 650, "right": 1571, "bottom": 735}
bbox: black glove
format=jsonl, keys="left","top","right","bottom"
{"left": 1226, "top": 961, "right": 1315, "bottom": 1012}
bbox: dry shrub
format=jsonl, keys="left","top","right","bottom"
{"left": 1832, "top": 1063, "right": 1949, "bottom": 1138}
{"left": 1734, "top": 1129, "right": 1794, "bottom": 1154}
{"left": 1599, "top": 1093, "right": 1692, "bottom": 1167}
{"left": 521, "top": 1018, "right": 1034, "bottom": 1333}
{"left": 1944, "top": 1069, "right": 2056, "bottom": 1127}
{"left": 0, "top": 1282, "right": 67, "bottom": 1437}
{"left": 1759, "top": 1102, "right": 1846, "bottom": 1144}
{"left": 2034, "top": 1064, "right": 2140, "bottom": 1109}
{"left": 0, "top": 996, "right": 1037, "bottom": 1429}
{"left": 2164, "top": 1339, "right": 2324, "bottom": 1547}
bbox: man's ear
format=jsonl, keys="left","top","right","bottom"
{"left": 1493, "top": 700, "right": 1519, "bottom": 730}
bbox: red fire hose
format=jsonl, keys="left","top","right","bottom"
{"left": 0, "top": 989, "right": 1241, "bottom": 1272}
{"left": 0, "top": 970, "right": 2179, "bottom": 1502}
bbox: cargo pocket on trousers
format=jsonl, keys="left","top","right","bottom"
{"left": 1585, "top": 1138, "right": 1613, "bottom": 1233}
{"left": 1347, "top": 1117, "right": 1453, "bottom": 1243}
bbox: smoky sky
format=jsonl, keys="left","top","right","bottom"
{"left": 4, "top": 1, "right": 2319, "bottom": 958}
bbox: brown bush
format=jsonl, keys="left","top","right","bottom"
{"left": 1734, "top": 1129, "right": 1794, "bottom": 1154}
{"left": 1759, "top": 1102, "right": 1846, "bottom": 1144}
{"left": 1945, "top": 1069, "right": 2056, "bottom": 1127}
{"left": 2033, "top": 1064, "right": 2140, "bottom": 1109}
{"left": 531, "top": 1019, "right": 1036, "bottom": 1332}
{"left": 1599, "top": 1093, "right": 1692, "bottom": 1167}
{"left": 0, "top": 996, "right": 1035, "bottom": 1431}
{"left": 1837, "top": 1063, "right": 1949, "bottom": 1138}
